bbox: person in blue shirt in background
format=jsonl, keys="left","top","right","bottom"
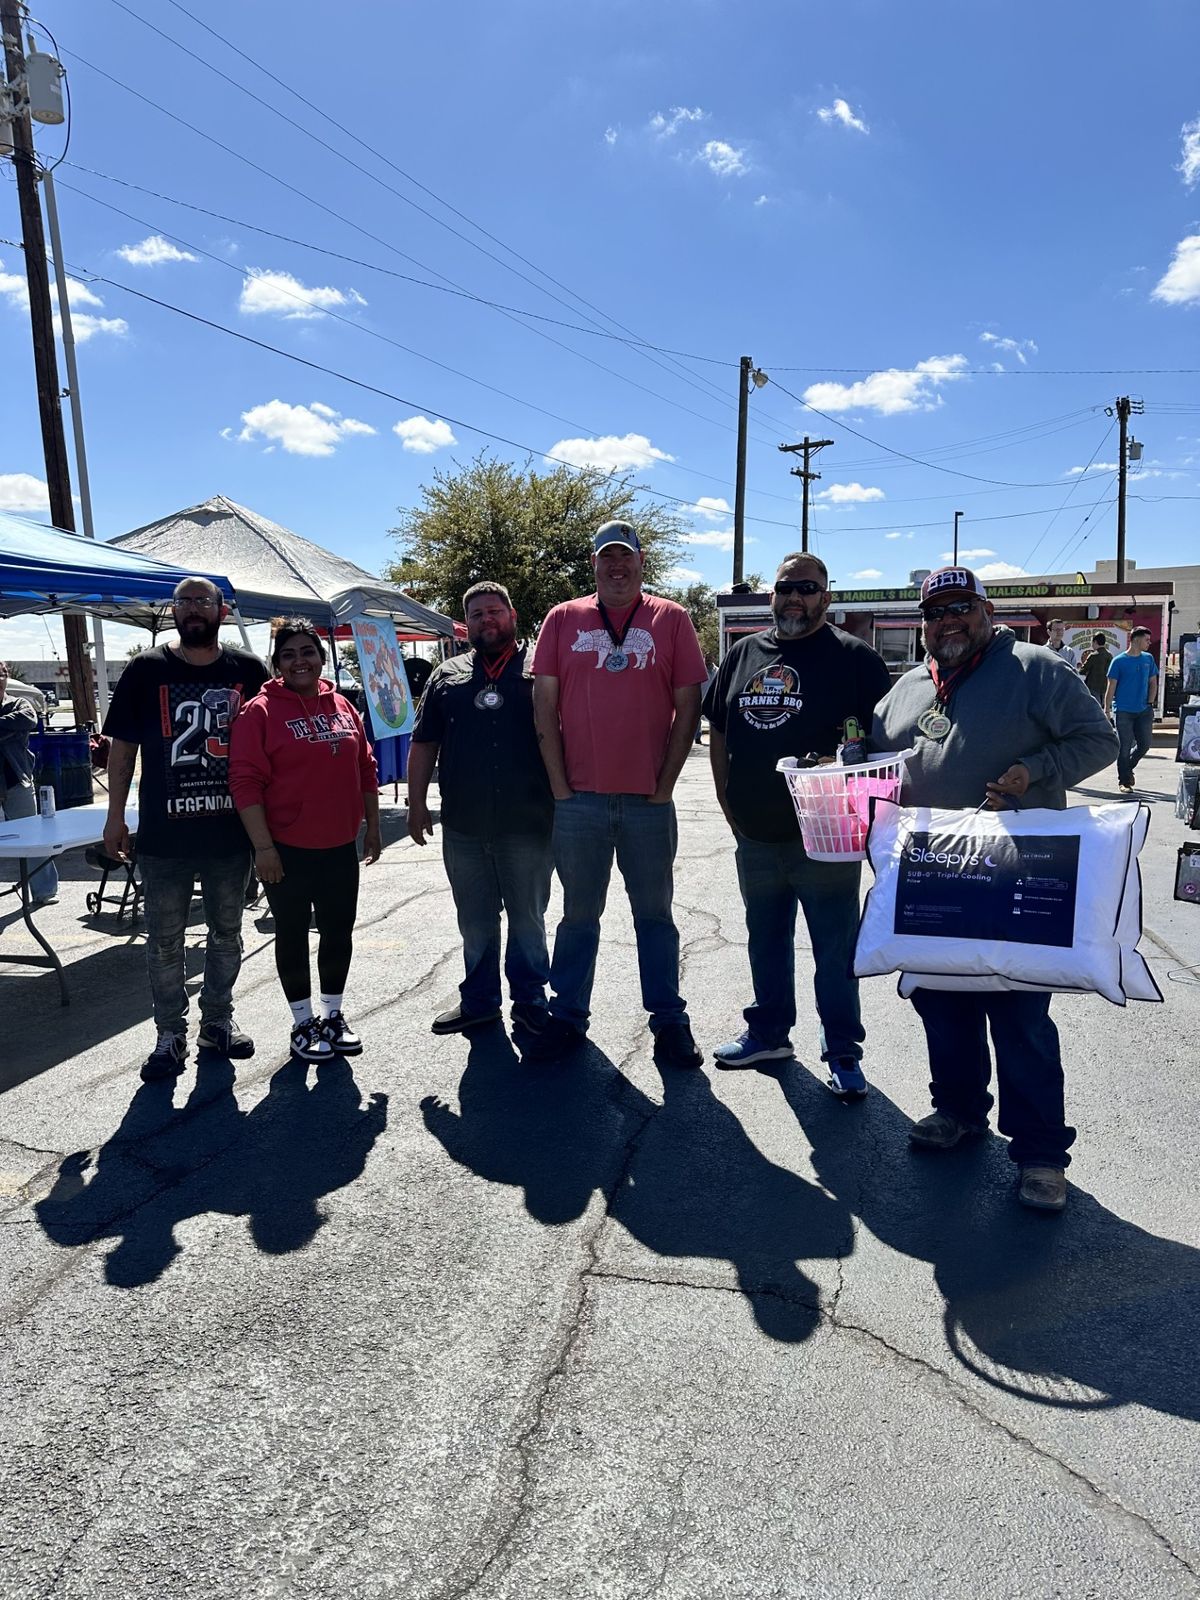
{"left": 1104, "top": 627, "right": 1159, "bottom": 793}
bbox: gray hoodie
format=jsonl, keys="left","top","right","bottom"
{"left": 0, "top": 694, "right": 38, "bottom": 794}
{"left": 871, "top": 627, "right": 1119, "bottom": 811}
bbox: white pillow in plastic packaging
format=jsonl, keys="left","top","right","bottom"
{"left": 854, "top": 800, "right": 1162, "bottom": 1007}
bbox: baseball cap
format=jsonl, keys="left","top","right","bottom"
{"left": 593, "top": 520, "right": 642, "bottom": 555}
{"left": 920, "top": 566, "right": 988, "bottom": 608}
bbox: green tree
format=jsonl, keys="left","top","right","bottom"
{"left": 387, "top": 453, "right": 685, "bottom": 628}
{"left": 662, "top": 579, "right": 719, "bottom": 663}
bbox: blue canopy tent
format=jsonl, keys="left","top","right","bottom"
{"left": 0, "top": 510, "right": 234, "bottom": 625}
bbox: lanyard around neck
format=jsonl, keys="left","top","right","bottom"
{"left": 480, "top": 642, "right": 516, "bottom": 684}
{"left": 596, "top": 597, "right": 642, "bottom": 651}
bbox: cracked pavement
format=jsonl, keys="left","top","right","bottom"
{"left": 1, "top": 744, "right": 1198, "bottom": 1598}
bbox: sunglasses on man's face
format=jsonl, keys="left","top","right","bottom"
{"left": 921, "top": 598, "right": 978, "bottom": 621}
{"left": 774, "top": 580, "right": 824, "bottom": 597}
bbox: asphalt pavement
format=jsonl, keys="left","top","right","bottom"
{"left": 2, "top": 738, "right": 1198, "bottom": 1599}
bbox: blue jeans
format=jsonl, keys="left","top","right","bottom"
{"left": 1115, "top": 708, "right": 1153, "bottom": 786}
{"left": 549, "top": 793, "right": 687, "bottom": 1032}
{"left": 2, "top": 780, "right": 59, "bottom": 901}
{"left": 442, "top": 828, "right": 552, "bottom": 1014}
{"left": 910, "top": 987, "right": 1075, "bottom": 1168}
{"left": 140, "top": 853, "right": 249, "bottom": 1036}
{"left": 733, "top": 832, "right": 864, "bottom": 1062}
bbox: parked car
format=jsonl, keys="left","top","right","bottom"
{"left": 4, "top": 677, "right": 47, "bottom": 719}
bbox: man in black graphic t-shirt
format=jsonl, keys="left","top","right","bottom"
{"left": 103, "top": 577, "right": 269, "bottom": 1081}
{"left": 703, "top": 552, "right": 891, "bottom": 1093}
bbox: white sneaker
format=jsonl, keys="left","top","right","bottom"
{"left": 290, "top": 1018, "right": 333, "bottom": 1062}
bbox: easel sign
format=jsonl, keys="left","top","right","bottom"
{"left": 351, "top": 618, "right": 414, "bottom": 740}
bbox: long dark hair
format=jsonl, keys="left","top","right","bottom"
{"left": 271, "top": 617, "right": 327, "bottom": 670}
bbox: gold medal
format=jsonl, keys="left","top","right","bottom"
{"left": 917, "top": 707, "right": 952, "bottom": 741}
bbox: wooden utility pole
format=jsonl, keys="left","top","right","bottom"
{"left": 779, "top": 435, "right": 834, "bottom": 553}
{"left": 1, "top": 1, "right": 96, "bottom": 724}
{"left": 732, "top": 356, "right": 752, "bottom": 585}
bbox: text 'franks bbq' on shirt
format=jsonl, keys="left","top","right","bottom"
{"left": 532, "top": 592, "right": 708, "bottom": 796}
{"left": 102, "top": 644, "right": 270, "bottom": 858}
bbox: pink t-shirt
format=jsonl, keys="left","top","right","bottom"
{"left": 532, "top": 592, "right": 707, "bottom": 795}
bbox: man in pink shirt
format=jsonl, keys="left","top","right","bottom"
{"left": 531, "top": 521, "right": 708, "bottom": 1066}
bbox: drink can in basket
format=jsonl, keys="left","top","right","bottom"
{"left": 39, "top": 785, "right": 57, "bottom": 819}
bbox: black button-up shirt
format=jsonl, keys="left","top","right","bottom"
{"left": 412, "top": 646, "right": 552, "bottom": 838}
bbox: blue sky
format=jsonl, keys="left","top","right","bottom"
{"left": 2, "top": 0, "right": 1199, "bottom": 662}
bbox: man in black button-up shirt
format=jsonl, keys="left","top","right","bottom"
{"left": 408, "top": 582, "right": 553, "bottom": 1038}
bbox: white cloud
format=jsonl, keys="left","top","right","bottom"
{"left": 1179, "top": 117, "right": 1200, "bottom": 188}
{"left": 547, "top": 432, "right": 674, "bottom": 473}
{"left": 816, "top": 98, "right": 868, "bottom": 134}
{"left": 63, "top": 313, "right": 129, "bottom": 342}
{"left": 754, "top": 194, "right": 770, "bottom": 207}
{"left": 682, "top": 528, "right": 737, "bottom": 551}
{"left": 117, "top": 235, "right": 198, "bottom": 267}
{"left": 979, "top": 330, "right": 1038, "bottom": 365}
{"left": 817, "top": 481, "right": 886, "bottom": 504}
{"left": 850, "top": 568, "right": 883, "bottom": 579}
{"left": 649, "top": 106, "right": 706, "bottom": 137}
{"left": 665, "top": 566, "right": 705, "bottom": 585}
{"left": 975, "top": 561, "right": 1028, "bottom": 581}
{"left": 690, "top": 496, "right": 731, "bottom": 520}
{"left": 1152, "top": 236, "right": 1200, "bottom": 305}
{"left": 803, "top": 354, "right": 969, "bottom": 415}
{"left": 940, "top": 547, "right": 996, "bottom": 561}
{"left": 884, "top": 530, "right": 913, "bottom": 540}
{"left": 1067, "top": 462, "right": 1119, "bottom": 474}
{"left": 1, "top": 262, "right": 125, "bottom": 340}
{"left": 238, "top": 268, "right": 366, "bottom": 319}
{"left": 393, "top": 415, "right": 456, "bottom": 454}
{"left": 699, "top": 139, "right": 747, "bottom": 178}
{"left": 234, "top": 399, "right": 376, "bottom": 457}
{"left": 603, "top": 126, "right": 619, "bottom": 146}
{"left": 63, "top": 277, "right": 104, "bottom": 309}
{"left": 0, "top": 472, "right": 50, "bottom": 512}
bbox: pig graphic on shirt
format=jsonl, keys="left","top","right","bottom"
{"left": 571, "top": 627, "right": 656, "bottom": 669}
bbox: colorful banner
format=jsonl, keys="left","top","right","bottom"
{"left": 351, "top": 617, "right": 414, "bottom": 740}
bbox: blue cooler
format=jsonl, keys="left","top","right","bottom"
{"left": 31, "top": 727, "right": 94, "bottom": 809}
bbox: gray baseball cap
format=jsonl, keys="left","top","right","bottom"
{"left": 593, "top": 520, "right": 642, "bottom": 554}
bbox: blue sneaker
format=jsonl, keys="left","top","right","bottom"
{"left": 827, "top": 1058, "right": 868, "bottom": 1099}
{"left": 712, "top": 1031, "right": 794, "bottom": 1070}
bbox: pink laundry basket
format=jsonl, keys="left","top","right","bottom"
{"left": 775, "top": 751, "right": 915, "bottom": 862}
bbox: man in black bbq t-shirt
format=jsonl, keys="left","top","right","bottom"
{"left": 703, "top": 552, "right": 892, "bottom": 1095}
{"left": 407, "top": 581, "right": 553, "bottom": 1038}
{"left": 103, "top": 577, "right": 270, "bottom": 1082}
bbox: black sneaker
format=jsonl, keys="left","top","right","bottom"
{"left": 653, "top": 1021, "right": 703, "bottom": 1070}
{"left": 321, "top": 1011, "right": 362, "bottom": 1056}
{"left": 141, "top": 1031, "right": 187, "bottom": 1082}
{"left": 510, "top": 1001, "right": 551, "bottom": 1034}
{"left": 521, "top": 1016, "right": 588, "bottom": 1061}
{"left": 431, "top": 1003, "right": 502, "bottom": 1036}
{"left": 197, "top": 1020, "right": 255, "bottom": 1059}
{"left": 290, "top": 1018, "right": 334, "bottom": 1063}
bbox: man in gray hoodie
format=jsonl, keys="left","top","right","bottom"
{"left": 872, "top": 567, "right": 1117, "bottom": 1213}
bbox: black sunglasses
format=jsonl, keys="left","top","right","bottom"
{"left": 921, "top": 598, "right": 978, "bottom": 621}
{"left": 774, "top": 580, "right": 824, "bottom": 597}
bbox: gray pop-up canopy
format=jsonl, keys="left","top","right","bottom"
{"left": 109, "top": 495, "right": 454, "bottom": 637}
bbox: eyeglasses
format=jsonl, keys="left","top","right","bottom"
{"left": 921, "top": 599, "right": 978, "bottom": 621}
{"left": 175, "top": 597, "right": 219, "bottom": 612}
{"left": 774, "top": 580, "right": 824, "bottom": 597}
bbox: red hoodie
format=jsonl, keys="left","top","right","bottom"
{"left": 229, "top": 677, "right": 379, "bottom": 849}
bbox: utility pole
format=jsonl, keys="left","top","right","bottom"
{"left": 733, "top": 356, "right": 751, "bottom": 585}
{"left": 953, "top": 510, "right": 964, "bottom": 565}
{"left": 1, "top": 2, "right": 96, "bottom": 724}
{"left": 778, "top": 435, "right": 834, "bottom": 553}
{"left": 1110, "top": 395, "right": 1142, "bottom": 587}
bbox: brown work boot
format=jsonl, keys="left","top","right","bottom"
{"left": 908, "top": 1110, "right": 986, "bottom": 1150}
{"left": 1018, "top": 1166, "right": 1067, "bottom": 1212}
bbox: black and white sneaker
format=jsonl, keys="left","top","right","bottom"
{"left": 321, "top": 1011, "right": 362, "bottom": 1056}
{"left": 197, "top": 1019, "right": 255, "bottom": 1058}
{"left": 290, "top": 1018, "right": 334, "bottom": 1063}
{"left": 141, "top": 1031, "right": 187, "bottom": 1082}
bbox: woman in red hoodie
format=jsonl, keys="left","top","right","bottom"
{"left": 230, "top": 619, "right": 382, "bottom": 1062}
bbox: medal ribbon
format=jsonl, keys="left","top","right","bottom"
{"left": 928, "top": 641, "right": 989, "bottom": 710}
{"left": 596, "top": 598, "right": 642, "bottom": 656}
{"left": 479, "top": 641, "right": 517, "bottom": 684}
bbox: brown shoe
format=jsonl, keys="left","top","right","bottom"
{"left": 908, "top": 1111, "right": 986, "bottom": 1150}
{"left": 1018, "top": 1166, "right": 1067, "bottom": 1212}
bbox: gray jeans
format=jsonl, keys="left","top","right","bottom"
{"left": 140, "top": 853, "right": 249, "bottom": 1035}
{"left": 1, "top": 780, "right": 59, "bottom": 901}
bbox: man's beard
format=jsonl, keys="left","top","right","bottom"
{"left": 178, "top": 615, "right": 220, "bottom": 648}
{"left": 774, "top": 608, "right": 822, "bottom": 639}
{"left": 471, "top": 624, "right": 516, "bottom": 658}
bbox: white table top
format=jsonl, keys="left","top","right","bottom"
{"left": 0, "top": 803, "right": 139, "bottom": 861}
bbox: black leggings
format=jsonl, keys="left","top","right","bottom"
{"left": 264, "top": 841, "right": 360, "bottom": 1002}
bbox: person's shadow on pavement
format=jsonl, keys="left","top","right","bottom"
{"left": 422, "top": 1034, "right": 851, "bottom": 1343}
{"left": 35, "top": 1054, "right": 388, "bottom": 1287}
{"left": 775, "top": 1065, "right": 1200, "bottom": 1421}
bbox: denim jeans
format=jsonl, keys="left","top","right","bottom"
{"left": 1115, "top": 708, "right": 1153, "bottom": 786}
{"left": 909, "top": 987, "right": 1076, "bottom": 1168}
{"left": 733, "top": 832, "right": 865, "bottom": 1062}
{"left": 140, "top": 853, "right": 249, "bottom": 1036}
{"left": 442, "top": 828, "right": 553, "bottom": 1014}
{"left": 2, "top": 780, "right": 58, "bottom": 901}
{"left": 549, "top": 793, "right": 686, "bottom": 1031}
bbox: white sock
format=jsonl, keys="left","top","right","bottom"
{"left": 318, "top": 992, "right": 343, "bottom": 1019}
{"left": 289, "top": 998, "right": 314, "bottom": 1026}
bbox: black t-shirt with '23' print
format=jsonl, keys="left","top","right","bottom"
{"left": 703, "top": 624, "right": 893, "bottom": 843}
{"left": 103, "top": 643, "right": 270, "bottom": 857}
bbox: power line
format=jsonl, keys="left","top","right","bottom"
{"left": 1018, "top": 424, "right": 1116, "bottom": 570}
